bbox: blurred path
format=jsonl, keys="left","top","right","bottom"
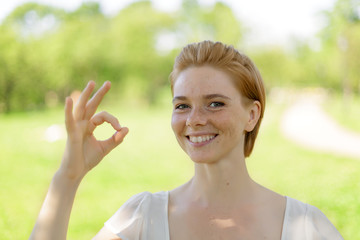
{"left": 280, "top": 94, "right": 360, "bottom": 159}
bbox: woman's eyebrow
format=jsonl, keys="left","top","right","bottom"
{"left": 172, "top": 96, "right": 187, "bottom": 103}
{"left": 204, "top": 94, "right": 231, "bottom": 100}
{"left": 172, "top": 94, "right": 231, "bottom": 103}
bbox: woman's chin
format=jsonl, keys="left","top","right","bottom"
{"left": 189, "top": 155, "right": 218, "bottom": 164}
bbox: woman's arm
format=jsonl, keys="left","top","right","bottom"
{"left": 29, "top": 81, "right": 128, "bottom": 240}
{"left": 29, "top": 171, "right": 82, "bottom": 240}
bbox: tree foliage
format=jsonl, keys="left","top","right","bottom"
{"left": 318, "top": 0, "right": 360, "bottom": 94}
{"left": 0, "top": 0, "right": 243, "bottom": 113}
{"left": 0, "top": 0, "right": 359, "bottom": 113}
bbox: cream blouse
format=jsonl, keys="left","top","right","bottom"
{"left": 105, "top": 191, "right": 343, "bottom": 240}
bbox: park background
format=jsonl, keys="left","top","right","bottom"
{"left": 0, "top": 0, "right": 359, "bottom": 239}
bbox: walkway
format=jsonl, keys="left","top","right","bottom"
{"left": 280, "top": 93, "right": 360, "bottom": 159}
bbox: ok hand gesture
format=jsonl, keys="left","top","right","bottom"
{"left": 59, "top": 81, "right": 128, "bottom": 180}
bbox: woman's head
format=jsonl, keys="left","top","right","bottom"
{"left": 169, "top": 40, "right": 266, "bottom": 157}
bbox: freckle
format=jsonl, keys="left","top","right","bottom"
{"left": 226, "top": 182, "right": 230, "bottom": 186}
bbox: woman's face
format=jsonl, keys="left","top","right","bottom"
{"left": 171, "top": 66, "right": 256, "bottom": 164}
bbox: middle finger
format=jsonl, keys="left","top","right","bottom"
{"left": 84, "top": 81, "right": 111, "bottom": 120}
{"left": 74, "top": 81, "right": 96, "bottom": 120}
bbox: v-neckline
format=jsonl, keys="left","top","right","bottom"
{"left": 164, "top": 191, "right": 289, "bottom": 240}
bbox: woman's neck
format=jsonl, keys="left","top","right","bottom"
{"left": 187, "top": 156, "right": 258, "bottom": 208}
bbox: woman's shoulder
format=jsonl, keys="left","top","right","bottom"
{"left": 282, "top": 196, "right": 343, "bottom": 240}
{"left": 106, "top": 190, "right": 168, "bottom": 221}
{"left": 122, "top": 191, "right": 167, "bottom": 205}
{"left": 113, "top": 190, "right": 168, "bottom": 210}
{"left": 104, "top": 191, "right": 169, "bottom": 240}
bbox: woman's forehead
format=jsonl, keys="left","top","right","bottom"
{"left": 173, "top": 66, "right": 240, "bottom": 96}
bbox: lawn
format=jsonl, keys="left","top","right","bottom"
{"left": 323, "top": 93, "right": 360, "bottom": 133}
{"left": 0, "top": 95, "right": 358, "bottom": 239}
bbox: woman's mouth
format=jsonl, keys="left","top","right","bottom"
{"left": 187, "top": 134, "right": 218, "bottom": 143}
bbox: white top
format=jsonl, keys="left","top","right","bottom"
{"left": 105, "top": 191, "right": 343, "bottom": 240}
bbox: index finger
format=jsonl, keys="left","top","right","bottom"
{"left": 84, "top": 81, "right": 111, "bottom": 120}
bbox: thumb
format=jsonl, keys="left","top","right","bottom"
{"left": 101, "top": 127, "right": 129, "bottom": 155}
{"left": 114, "top": 127, "right": 129, "bottom": 144}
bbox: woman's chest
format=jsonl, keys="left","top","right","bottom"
{"left": 168, "top": 208, "right": 283, "bottom": 240}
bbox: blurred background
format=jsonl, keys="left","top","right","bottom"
{"left": 0, "top": 0, "right": 359, "bottom": 239}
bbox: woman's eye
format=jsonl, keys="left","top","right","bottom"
{"left": 209, "top": 102, "right": 225, "bottom": 108}
{"left": 175, "top": 104, "right": 189, "bottom": 110}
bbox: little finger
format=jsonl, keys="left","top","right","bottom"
{"left": 64, "top": 97, "right": 75, "bottom": 133}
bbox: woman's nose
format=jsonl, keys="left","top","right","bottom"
{"left": 186, "top": 108, "right": 207, "bottom": 127}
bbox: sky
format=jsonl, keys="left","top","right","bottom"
{"left": 0, "top": 0, "right": 337, "bottom": 46}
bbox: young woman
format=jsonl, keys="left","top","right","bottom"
{"left": 30, "top": 41, "right": 343, "bottom": 240}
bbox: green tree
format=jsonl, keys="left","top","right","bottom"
{"left": 320, "top": 0, "right": 360, "bottom": 94}
{"left": 177, "top": 0, "right": 243, "bottom": 46}
{"left": 0, "top": 0, "right": 246, "bottom": 113}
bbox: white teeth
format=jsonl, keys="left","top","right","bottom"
{"left": 189, "top": 135, "right": 215, "bottom": 143}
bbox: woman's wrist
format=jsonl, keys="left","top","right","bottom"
{"left": 54, "top": 168, "right": 85, "bottom": 188}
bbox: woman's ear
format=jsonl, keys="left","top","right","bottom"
{"left": 245, "top": 100, "right": 261, "bottom": 132}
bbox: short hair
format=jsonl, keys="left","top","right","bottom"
{"left": 169, "top": 40, "right": 266, "bottom": 157}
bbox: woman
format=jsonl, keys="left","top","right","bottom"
{"left": 30, "top": 41, "right": 343, "bottom": 240}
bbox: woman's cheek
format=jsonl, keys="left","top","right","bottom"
{"left": 171, "top": 113, "right": 183, "bottom": 134}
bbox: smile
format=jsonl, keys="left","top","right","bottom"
{"left": 187, "top": 134, "right": 217, "bottom": 143}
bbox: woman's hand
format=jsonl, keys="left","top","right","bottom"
{"left": 59, "top": 81, "right": 128, "bottom": 180}
{"left": 29, "top": 81, "right": 128, "bottom": 240}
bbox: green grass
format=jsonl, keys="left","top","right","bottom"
{"left": 0, "top": 98, "right": 359, "bottom": 239}
{"left": 323, "top": 93, "right": 360, "bottom": 133}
